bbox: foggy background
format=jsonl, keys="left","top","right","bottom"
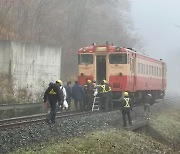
{"left": 0, "top": 0, "right": 179, "bottom": 93}
{"left": 131, "top": 0, "right": 180, "bottom": 94}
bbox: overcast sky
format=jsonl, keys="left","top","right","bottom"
{"left": 131, "top": 0, "right": 180, "bottom": 57}
{"left": 131, "top": 0, "right": 180, "bottom": 93}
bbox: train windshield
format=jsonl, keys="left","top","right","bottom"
{"left": 78, "top": 54, "right": 93, "bottom": 65}
{"left": 109, "top": 54, "right": 127, "bottom": 64}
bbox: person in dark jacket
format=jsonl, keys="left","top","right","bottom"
{"left": 43, "top": 82, "right": 62, "bottom": 124}
{"left": 144, "top": 93, "right": 152, "bottom": 119}
{"left": 72, "top": 81, "right": 85, "bottom": 111}
{"left": 64, "top": 81, "right": 72, "bottom": 110}
{"left": 120, "top": 92, "right": 132, "bottom": 127}
{"left": 83, "top": 79, "right": 94, "bottom": 111}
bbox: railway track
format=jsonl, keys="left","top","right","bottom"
{"left": 0, "top": 94, "right": 179, "bottom": 131}
{"left": 0, "top": 111, "right": 94, "bottom": 131}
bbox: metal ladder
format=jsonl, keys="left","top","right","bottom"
{"left": 92, "top": 96, "right": 100, "bottom": 111}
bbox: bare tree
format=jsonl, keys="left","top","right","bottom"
{"left": 0, "top": 0, "right": 142, "bottom": 80}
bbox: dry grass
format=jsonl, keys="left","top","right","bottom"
{"left": 151, "top": 108, "right": 180, "bottom": 148}
{"left": 11, "top": 129, "right": 173, "bottom": 154}
{"left": 10, "top": 104, "right": 180, "bottom": 154}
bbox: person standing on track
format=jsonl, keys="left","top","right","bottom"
{"left": 56, "top": 80, "right": 68, "bottom": 111}
{"left": 64, "top": 81, "right": 72, "bottom": 110}
{"left": 99, "top": 80, "right": 111, "bottom": 111}
{"left": 43, "top": 82, "right": 63, "bottom": 124}
{"left": 143, "top": 93, "right": 153, "bottom": 120}
{"left": 120, "top": 92, "right": 133, "bottom": 127}
{"left": 83, "top": 79, "right": 94, "bottom": 111}
{"left": 72, "top": 81, "right": 85, "bottom": 111}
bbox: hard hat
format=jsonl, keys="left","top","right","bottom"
{"left": 103, "top": 80, "right": 107, "bottom": 83}
{"left": 87, "top": 79, "right": 91, "bottom": 83}
{"left": 124, "top": 92, "right": 129, "bottom": 97}
{"left": 147, "top": 94, "right": 152, "bottom": 96}
{"left": 56, "top": 80, "right": 62, "bottom": 85}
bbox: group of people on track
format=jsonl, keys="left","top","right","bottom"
{"left": 43, "top": 79, "right": 153, "bottom": 127}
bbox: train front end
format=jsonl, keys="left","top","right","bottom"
{"left": 78, "top": 45, "right": 129, "bottom": 98}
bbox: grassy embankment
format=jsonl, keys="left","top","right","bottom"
{"left": 11, "top": 108, "right": 180, "bottom": 154}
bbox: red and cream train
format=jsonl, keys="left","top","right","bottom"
{"left": 78, "top": 44, "right": 166, "bottom": 103}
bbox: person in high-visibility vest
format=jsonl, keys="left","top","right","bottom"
{"left": 99, "top": 80, "right": 111, "bottom": 111}
{"left": 120, "top": 92, "right": 132, "bottom": 127}
{"left": 43, "top": 82, "right": 63, "bottom": 124}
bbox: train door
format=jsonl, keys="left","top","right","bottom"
{"left": 130, "top": 53, "right": 136, "bottom": 91}
{"left": 96, "top": 55, "right": 106, "bottom": 84}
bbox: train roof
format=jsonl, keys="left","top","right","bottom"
{"left": 78, "top": 44, "right": 166, "bottom": 64}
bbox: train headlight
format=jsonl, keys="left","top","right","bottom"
{"left": 116, "top": 47, "right": 121, "bottom": 52}
{"left": 83, "top": 48, "right": 86, "bottom": 52}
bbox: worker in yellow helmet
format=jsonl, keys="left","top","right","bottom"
{"left": 99, "top": 79, "right": 112, "bottom": 111}
{"left": 56, "top": 80, "right": 62, "bottom": 85}
{"left": 43, "top": 82, "right": 62, "bottom": 124}
{"left": 120, "top": 92, "right": 133, "bottom": 127}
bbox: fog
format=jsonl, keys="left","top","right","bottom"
{"left": 0, "top": 0, "right": 179, "bottom": 94}
{"left": 131, "top": 0, "right": 180, "bottom": 94}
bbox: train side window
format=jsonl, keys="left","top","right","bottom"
{"left": 143, "top": 64, "right": 145, "bottom": 74}
{"left": 146, "top": 65, "right": 148, "bottom": 75}
{"left": 159, "top": 68, "right": 161, "bottom": 76}
{"left": 151, "top": 66, "right": 153, "bottom": 75}
{"left": 141, "top": 63, "right": 143, "bottom": 74}
{"left": 155, "top": 67, "right": 157, "bottom": 76}
{"left": 138, "top": 63, "right": 140, "bottom": 73}
{"left": 144, "top": 64, "right": 145, "bottom": 74}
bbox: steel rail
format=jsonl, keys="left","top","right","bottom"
{"left": 0, "top": 110, "right": 80, "bottom": 125}
{"left": 0, "top": 95, "right": 179, "bottom": 131}
{"left": 0, "top": 111, "right": 94, "bottom": 131}
{"left": 0, "top": 103, "right": 43, "bottom": 111}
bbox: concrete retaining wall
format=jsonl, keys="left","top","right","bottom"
{"left": 0, "top": 41, "right": 61, "bottom": 102}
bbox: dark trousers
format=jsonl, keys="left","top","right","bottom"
{"left": 144, "top": 104, "right": 151, "bottom": 117}
{"left": 86, "top": 96, "right": 93, "bottom": 111}
{"left": 67, "top": 98, "right": 71, "bottom": 110}
{"left": 121, "top": 108, "right": 132, "bottom": 126}
{"left": 74, "top": 99, "right": 83, "bottom": 111}
{"left": 48, "top": 100, "right": 57, "bottom": 123}
{"left": 100, "top": 94, "right": 109, "bottom": 111}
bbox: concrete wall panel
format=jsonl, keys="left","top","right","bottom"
{"left": 0, "top": 41, "right": 61, "bottom": 102}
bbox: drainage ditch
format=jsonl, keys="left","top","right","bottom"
{"left": 133, "top": 123, "right": 179, "bottom": 153}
